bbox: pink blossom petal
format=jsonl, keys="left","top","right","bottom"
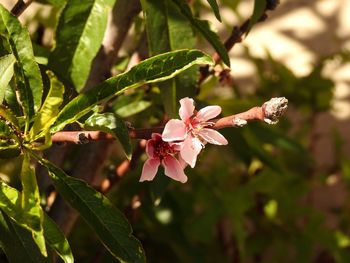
{"left": 199, "top": 128, "right": 228, "bottom": 145}
{"left": 179, "top": 97, "right": 195, "bottom": 121}
{"left": 162, "top": 155, "right": 188, "bottom": 183}
{"left": 180, "top": 136, "right": 202, "bottom": 168}
{"left": 140, "top": 158, "right": 160, "bottom": 182}
{"left": 196, "top": 106, "right": 221, "bottom": 122}
{"left": 146, "top": 138, "right": 155, "bottom": 158}
{"left": 162, "top": 119, "right": 187, "bottom": 141}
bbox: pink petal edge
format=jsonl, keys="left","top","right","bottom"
{"left": 162, "top": 119, "right": 187, "bottom": 141}
{"left": 179, "top": 97, "right": 195, "bottom": 121}
{"left": 196, "top": 105, "right": 222, "bottom": 122}
{"left": 162, "top": 155, "right": 188, "bottom": 183}
{"left": 199, "top": 128, "right": 228, "bottom": 145}
{"left": 139, "top": 158, "right": 160, "bottom": 182}
{"left": 180, "top": 136, "right": 202, "bottom": 168}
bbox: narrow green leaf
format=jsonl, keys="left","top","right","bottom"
{"left": 0, "top": 4, "right": 43, "bottom": 117}
{"left": 246, "top": 0, "right": 267, "bottom": 34}
{"left": 20, "top": 153, "right": 47, "bottom": 256}
{"left": 0, "top": 118, "right": 21, "bottom": 159}
{"left": 43, "top": 213, "right": 74, "bottom": 263}
{"left": 142, "top": 0, "right": 198, "bottom": 117}
{"left": 0, "top": 211, "right": 49, "bottom": 263}
{"left": 51, "top": 49, "right": 213, "bottom": 133}
{"left": 0, "top": 105, "right": 20, "bottom": 129}
{"left": 206, "top": 0, "right": 221, "bottom": 22}
{"left": 171, "top": 0, "right": 230, "bottom": 66}
{"left": 0, "top": 53, "right": 15, "bottom": 103}
{"left": 0, "top": 181, "right": 73, "bottom": 262}
{"left": 29, "top": 71, "right": 64, "bottom": 140}
{"left": 84, "top": 112, "right": 132, "bottom": 160}
{"left": 49, "top": 0, "right": 116, "bottom": 91}
{"left": 114, "top": 100, "right": 151, "bottom": 118}
{"left": 38, "top": 158, "right": 145, "bottom": 262}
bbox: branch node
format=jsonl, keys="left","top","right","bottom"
{"left": 233, "top": 118, "right": 248, "bottom": 127}
{"left": 262, "top": 97, "right": 288, "bottom": 124}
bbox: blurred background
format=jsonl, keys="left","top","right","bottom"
{"left": 1, "top": 0, "right": 350, "bottom": 262}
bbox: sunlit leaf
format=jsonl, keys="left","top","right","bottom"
{"left": 0, "top": 53, "right": 15, "bottom": 103}
{"left": 29, "top": 71, "right": 64, "bottom": 141}
{"left": 49, "top": 0, "right": 116, "bottom": 91}
{"left": 0, "top": 211, "right": 49, "bottom": 263}
{"left": 50, "top": 49, "right": 213, "bottom": 133}
{"left": 0, "top": 4, "right": 43, "bottom": 119}
{"left": 84, "top": 112, "right": 132, "bottom": 159}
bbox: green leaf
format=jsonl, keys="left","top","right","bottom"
{"left": 43, "top": 213, "right": 74, "bottom": 263}
{"left": 38, "top": 157, "right": 146, "bottom": 262}
{"left": 0, "top": 53, "right": 15, "bottom": 103}
{"left": 84, "top": 112, "right": 132, "bottom": 160}
{"left": 0, "top": 4, "right": 43, "bottom": 118}
{"left": 247, "top": 0, "right": 267, "bottom": 34}
{"left": 51, "top": 49, "right": 213, "bottom": 133}
{"left": 171, "top": 0, "right": 230, "bottom": 66}
{"left": 0, "top": 181, "right": 73, "bottom": 262}
{"left": 20, "top": 153, "right": 47, "bottom": 256}
{"left": 49, "top": 0, "right": 116, "bottom": 91}
{"left": 0, "top": 105, "right": 20, "bottom": 129}
{"left": 114, "top": 100, "right": 151, "bottom": 118}
{"left": 29, "top": 71, "right": 64, "bottom": 141}
{"left": 0, "top": 118, "right": 21, "bottom": 159}
{"left": 35, "top": 0, "right": 67, "bottom": 7}
{"left": 0, "top": 211, "right": 49, "bottom": 263}
{"left": 142, "top": 0, "right": 198, "bottom": 117}
{"left": 206, "top": 0, "right": 221, "bottom": 22}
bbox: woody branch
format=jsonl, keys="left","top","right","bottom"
{"left": 51, "top": 97, "right": 288, "bottom": 144}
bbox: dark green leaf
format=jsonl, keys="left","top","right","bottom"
{"left": 84, "top": 112, "right": 132, "bottom": 160}
{"left": 39, "top": 158, "right": 145, "bottom": 262}
{"left": 0, "top": 53, "right": 15, "bottom": 103}
{"left": 49, "top": 0, "right": 116, "bottom": 91}
{"left": 171, "top": 0, "right": 230, "bottom": 66}
{"left": 206, "top": 0, "right": 221, "bottom": 21}
{"left": 0, "top": 211, "right": 49, "bottom": 263}
{"left": 142, "top": 0, "right": 198, "bottom": 117}
{"left": 0, "top": 4, "right": 43, "bottom": 118}
{"left": 51, "top": 49, "right": 213, "bottom": 133}
{"left": 0, "top": 105, "right": 20, "bottom": 129}
{"left": 43, "top": 213, "right": 74, "bottom": 263}
{"left": 247, "top": 0, "right": 267, "bottom": 34}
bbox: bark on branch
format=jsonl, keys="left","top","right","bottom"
{"left": 51, "top": 97, "right": 288, "bottom": 144}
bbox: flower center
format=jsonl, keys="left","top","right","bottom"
{"left": 154, "top": 140, "right": 176, "bottom": 159}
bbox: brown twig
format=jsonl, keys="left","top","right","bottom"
{"left": 51, "top": 97, "right": 288, "bottom": 144}
{"left": 199, "top": 0, "right": 280, "bottom": 84}
{"left": 11, "top": 0, "right": 32, "bottom": 17}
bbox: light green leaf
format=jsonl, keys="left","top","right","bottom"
{"left": 171, "top": 0, "right": 230, "bottom": 66}
{"left": 0, "top": 211, "right": 49, "bottom": 263}
{"left": 0, "top": 53, "right": 15, "bottom": 103}
{"left": 0, "top": 181, "right": 73, "bottom": 263}
{"left": 0, "top": 104, "right": 20, "bottom": 129}
{"left": 246, "top": 0, "right": 267, "bottom": 35}
{"left": 43, "top": 214, "right": 74, "bottom": 263}
{"left": 51, "top": 49, "right": 213, "bottom": 133}
{"left": 84, "top": 112, "right": 132, "bottom": 160}
{"left": 20, "top": 153, "right": 47, "bottom": 256}
{"left": 49, "top": 0, "right": 116, "bottom": 91}
{"left": 0, "top": 4, "right": 43, "bottom": 118}
{"left": 206, "top": 0, "right": 221, "bottom": 22}
{"left": 38, "top": 157, "right": 146, "bottom": 262}
{"left": 29, "top": 71, "right": 64, "bottom": 141}
{"left": 114, "top": 100, "right": 151, "bottom": 118}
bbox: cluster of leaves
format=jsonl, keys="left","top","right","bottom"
{"left": 1, "top": 0, "right": 349, "bottom": 262}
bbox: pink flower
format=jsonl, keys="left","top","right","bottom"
{"left": 162, "top": 97, "right": 228, "bottom": 168}
{"left": 140, "top": 133, "right": 187, "bottom": 183}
